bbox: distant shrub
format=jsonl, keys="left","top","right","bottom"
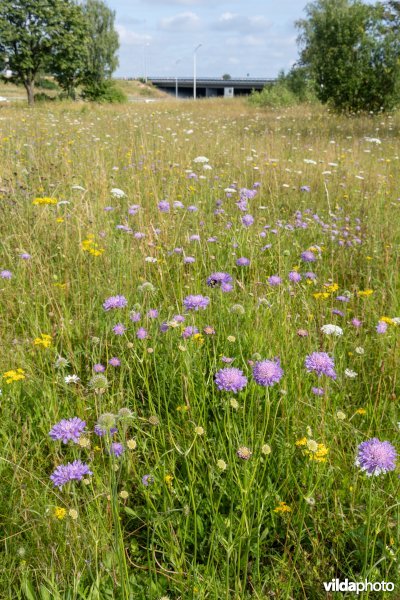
{"left": 34, "top": 92, "right": 56, "bottom": 103}
{"left": 36, "top": 78, "right": 59, "bottom": 90}
{"left": 249, "top": 82, "right": 298, "bottom": 108}
{"left": 81, "top": 80, "right": 127, "bottom": 103}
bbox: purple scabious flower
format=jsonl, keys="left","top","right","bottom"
{"left": 147, "top": 309, "right": 159, "bottom": 319}
{"left": 113, "top": 323, "right": 126, "bottom": 335}
{"left": 241, "top": 214, "right": 254, "bottom": 227}
{"left": 103, "top": 295, "right": 128, "bottom": 311}
{"left": 300, "top": 185, "right": 310, "bottom": 192}
{"left": 184, "top": 256, "right": 195, "bottom": 264}
{"left": 182, "top": 326, "right": 199, "bottom": 339}
{"left": 49, "top": 417, "right": 86, "bottom": 444}
{"left": 206, "top": 272, "right": 233, "bottom": 288}
{"left": 336, "top": 295, "right": 350, "bottom": 303}
{"left": 221, "top": 282, "right": 233, "bottom": 292}
{"left": 158, "top": 200, "right": 170, "bottom": 212}
{"left": 252, "top": 359, "right": 283, "bottom": 387}
{"left": 173, "top": 314, "right": 185, "bottom": 323}
{"left": 268, "top": 275, "right": 282, "bottom": 286}
{"left": 300, "top": 250, "right": 316, "bottom": 263}
{"left": 94, "top": 424, "right": 118, "bottom": 437}
{"left": 109, "top": 442, "right": 124, "bottom": 457}
{"left": 376, "top": 321, "right": 388, "bottom": 334}
{"left": 183, "top": 295, "right": 210, "bottom": 311}
{"left": 236, "top": 257, "right": 250, "bottom": 267}
{"left": 312, "top": 387, "right": 325, "bottom": 396}
{"left": 50, "top": 460, "right": 92, "bottom": 489}
{"left": 109, "top": 357, "right": 121, "bottom": 367}
{"left": 20, "top": 253, "right": 31, "bottom": 260}
{"left": 289, "top": 271, "right": 302, "bottom": 283}
{"left": 215, "top": 367, "right": 247, "bottom": 393}
{"left": 305, "top": 352, "right": 336, "bottom": 379}
{"left": 0, "top": 270, "right": 12, "bottom": 279}
{"left": 305, "top": 272, "right": 317, "bottom": 280}
{"left": 136, "top": 327, "right": 148, "bottom": 339}
{"left": 351, "top": 318, "right": 362, "bottom": 328}
{"left": 160, "top": 322, "right": 169, "bottom": 333}
{"left": 142, "top": 474, "right": 154, "bottom": 486}
{"left": 93, "top": 363, "right": 105, "bottom": 373}
{"left": 130, "top": 311, "right": 141, "bottom": 323}
{"left": 356, "top": 438, "right": 397, "bottom": 476}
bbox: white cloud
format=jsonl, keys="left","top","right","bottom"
{"left": 213, "top": 12, "right": 271, "bottom": 33}
{"left": 116, "top": 24, "right": 152, "bottom": 45}
{"left": 159, "top": 11, "right": 201, "bottom": 31}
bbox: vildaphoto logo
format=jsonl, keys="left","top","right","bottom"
{"left": 323, "top": 579, "right": 394, "bottom": 594}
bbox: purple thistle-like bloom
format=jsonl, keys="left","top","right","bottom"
{"left": 142, "top": 474, "right": 154, "bottom": 486}
{"left": 207, "top": 272, "right": 233, "bottom": 288}
{"left": 215, "top": 367, "right": 247, "bottom": 393}
{"left": 268, "top": 275, "right": 282, "bottom": 286}
{"left": 356, "top": 438, "right": 397, "bottom": 476}
{"left": 49, "top": 417, "right": 86, "bottom": 444}
{"left": 94, "top": 424, "right": 118, "bottom": 437}
{"left": 136, "top": 327, "right": 148, "bottom": 339}
{"left": 109, "top": 442, "right": 124, "bottom": 457}
{"left": 93, "top": 363, "right": 105, "bottom": 373}
{"left": 182, "top": 326, "right": 199, "bottom": 339}
{"left": 158, "top": 200, "right": 170, "bottom": 212}
{"left": 332, "top": 309, "right": 345, "bottom": 317}
{"left": 300, "top": 185, "right": 310, "bottom": 192}
{"left": 376, "top": 321, "right": 388, "bottom": 334}
{"left": 289, "top": 271, "right": 302, "bottom": 283}
{"left": 113, "top": 323, "right": 126, "bottom": 335}
{"left": 160, "top": 322, "right": 169, "bottom": 333}
{"left": 312, "top": 387, "right": 325, "bottom": 396}
{"left": 50, "top": 460, "right": 92, "bottom": 489}
{"left": 252, "top": 359, "right": 283, "bottom": 387}
{"left": 130, "top": 311, "right": 141, "bottom": 323}
{"left": 236, "top": 257, "right": 250, "bottom": 267}
{"left": 300, "top": 250, "right": 316, "bottom": 263}
{"left": 305, "top": 352, "right": 337, "bottom": 379}
{"left": 0, "top": 270, "right": 12, "bottom": 279}
{"left": 305, "top": 271, "right": 317, "bottom": 280}
{"left": 20, "top": 253, "right": 31, "bottom": 260}
{"left": 183, "top": 295, "right": 210, "bottom": 311}
{"left": 109, "top": 357, "right": 121, "bottom": 367}
{"left": 351, "top": 318, "right": 362, "bottom": 328}
{"left": 184, "top": 256, "right": 195, "bottom": 264}
{"left": 221, "top": 282, "right": 233, "bottom": 292}
{"left": 103, "top": 295, "right": 128, "bottom": 311}
{"left": 241, "top": 214, "right": 254, "bottom": 227}
{"left": 336, "top": 295, "right": 350, "bottom": 303}
{"left": 147, "top": 309, "right": 159, "bottom": 319}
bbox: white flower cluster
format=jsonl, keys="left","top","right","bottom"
{"left": 321, "top": 324, "right": 343, "bottom": 336}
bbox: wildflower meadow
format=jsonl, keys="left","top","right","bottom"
{"left": 0, "top": 99, "right": 399, "bottom": 599}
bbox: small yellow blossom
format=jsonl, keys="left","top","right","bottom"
{"left": 193, "top": 333, "right": 204, "bottom": 345}
{"left": 274, "top": 501, "right": 292, "bottom": 514}
{"left": 53, "top": 507, "right": 66, "bottom": 520}
{"left": 262, "top": 444, "right": 271, "bottom": 455}
{"left": 379, "top": 316, "right": 395, "bottom": 325}
{"left": 127, "top": 439, "right": 137, "bottom": 450}
{"left": 177, "top": 405, "right": 189, "bottom": 413}
{"left": 217, "top": 459, "right": 227, "bottom": 471}
{"left": 3, "top": 368, "right": 25, "bottom": 384}
{"left": 119, "top": 491, "right": 129, "bottom": 499}
{"left": 81, "top": 234, "right": 104, "bottom": 257}
{"left": 357, "top": 289, "right": 374, "bottom": 297}
{"left": 356, "top": 408, "right": 366, "bottom": 415}
{"left": 164, "top": 474, "right": 174, "bottom": 487}
{"left": 313, "top": 292, "right": 330, "bottom": 300}
{"left": 33, "top": 333, "right": 52, "bottom": 348}
{"left": 230, "top": 398, "right": 239, "bottom": 409}
{"left": 68, "top": 509, "right": 78, "bottom": 520}
{"left": 77, "top": 437, "right": 90, "bottom": 449}
{"left": 32, "top": 197, "right": 57, "bottom": 205}
{"left": 295, "top": 437, "right": 308, "bottom": 447}
{"left": 194, "top": 426, "right": 205, "bottom": 435}
{"left": 227, "top": 335, "right": 236, "bottom": 342}
{"left": 323, "top": 283, "right": 339, "bottom": 293}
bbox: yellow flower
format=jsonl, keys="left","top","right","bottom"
{"left": 68, "top": 509, "right": 78, "bottom": 520}
{"left": 217, "top": 459, "right": 227, "bottom": 471}
{"left": 313, "top": 292, "right": 330, "bottom": 300}
{"left": 227, "top": 335, "right": 236, "bottom": 342}
{"left": 56, "top": 217, "right": 64, "bottom": 223}
{"left": 356, "top": 408, "right": 366, "bottom": 415}
{"left": 119, "top": 490, "right": 129, "bottom": 499}
{"left": 81, "top": 235, "right": 104, "bottom": 257}
{"left": 177, "top": 405, "right": 189, "bottom": 413}
{"left": 357, "top": 289, "right": 374, "bottom": 297}
{"left": 164, "top": 474, "right": 174, "bottom": 488}
{"left": 33, "top": 333, "right": 52, "bottom": 348}
{"left": 3, "top": 368, "right": 26, "bottom": 384}
{"left": 274, "top": 501, "right": 292, "bottom": 514}
{"left": 193, "top": 333, "right": 204, "bottom": 345}
{"left": 295, "top": 437, "right": 307, "bottom": 447}
{"left": 379, "top": 316, "right": 395, "bottom": 325}
{"left": 32, "top": 197, "right": 57, "bottom": 205}
{"left": 306, "top": 443, "right": 328, "bottom": 462}
{"left": 195, "top": 426, "right": 205, "bottom": 435}
{"left": 323, "top": 283, "right": 339, "bottom": 293}
{"left": 53, "top": 507, "right": 66, "bottom": 520}
{"left": 127, "top": 439, "right": 137, "bottom": 450}
{"left": 261, "top": 444, "right": 271, "bottom": 455}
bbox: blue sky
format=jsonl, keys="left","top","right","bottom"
{"left": 108, "top": 0, "right": 311, "bottom": 79}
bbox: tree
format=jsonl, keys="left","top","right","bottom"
{"left": 222, "top": 73, "right": 231, "bottom": 80}
{"left": 296, "top": 0, "right": 400, "bottom": 112}
{"left": 82, "top": 0, "right": 119, "bottom": 86}
{"left": 0, "top": 0, "right": 87, "bottom": 105}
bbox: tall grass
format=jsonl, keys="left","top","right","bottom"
{"left": 0, "top": 99, "right": 399, "bottom": 599}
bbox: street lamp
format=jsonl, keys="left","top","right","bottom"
{"left": 175, "top": 59, "right": 181, "bottom": 99}
{"left": 193, "top": 43, "right": 202, "bottom": 100}
{"left": 143, "top": 42, "right": 150, "bottom": 83}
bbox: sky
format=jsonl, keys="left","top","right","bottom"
{"left": 107, "top": 0, "right": 312, "bottom": 79}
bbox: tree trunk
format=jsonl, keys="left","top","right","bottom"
{"left": 24, "top": 80, "right": 35, "bottom": 106}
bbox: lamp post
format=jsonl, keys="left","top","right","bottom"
{"left": 193, "top": 43, "right": 202, "bottom": 100}
{"left": 175, "top": 59, "right": 181, "bottom": 99}
{"left": 144, "top": 43, "right": 150, "bottom": 83}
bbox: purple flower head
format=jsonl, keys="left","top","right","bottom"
{"left": 305, "top": 272, "right": 317, "bottom": 281}
{"left": 236, "top": 257, "right": 250, "bottom": 267}
{"left": 20, "top": 253, "right": 31, "bottom": 260}
{"left": 173, "top": 201, "right": 184, "bottom": 209}
{"left": 289, "top": 271, "right": 302, "bottom": 283}
{"left": 351, "top": 318, "right": 362, "bottom": 328}
{"left": 332, "top": 309, "right": 344, "bottom": 317}
{"left": 94, "top": 424, "right": 118, "bottom": 437}
{"left": 184, "top": 256, "right": 195, "bottom": 264}
{"left": 252, "top": 359, "right": 283, "bottom": 387}
{"left": 173, "top": 314, "right": 185, "bottom": 323}
{"left": 241, "top": 214, "right": 254, "bottom": 227}
{"left": 215, "top": 367, "right": 247, "bottom": 393}
{"left": 0, "top": 270, "right": 12, "bottom": 279}
{"left": 183, "top": 294, "right": 210, "bottom": 311}
{"left": 93, "top": 363, "right": 105, "bottom": 373}
{"left": 221, "top": 356, "right": 234, "bottom": 363}
{"left": 130, "top": 311, "right": 141, "bottom": 323}
{"left": 336, "top": 295, "right": 350, "bottom": 303}
{"left": 109, "top": 357, "right": 121, "bottom": 367}
{"left": 268, "top": 275, "right": 282, "bottom": 287}
{"left": 158, "top": 200, "right": 170, "bottom": 212}
{"left": 103, "top": 295, "right": 128, "bottom": 311}
{"left": 305, "top": 352, "right": 336, "bottom": 379}
{"left": 300, "top": 185, "right": 310, "bottom": 192}
{"left": 207, "top": 272, "right": 233, "bottom": 288}
{"left": 50, "top": 460, "right": 92, "bottom": 489}
{"left": 300, "top": 250, "right": 316, "bottom": 263}
{"left": 142, "top": 474, "right": 154, "bottom": 486}
{"left": 49, "top": 417, "right": 86, "bottom": 444}
{"left": 182, "top": 326, "right": 199, "bottom": 339}
{"left": 113, "top": 323, "right": 126, "bottom": 335}
{"left": 221, "top": 282, "right": 233, "bottom": 292}
{"left": 136, "top": 327, "right": 148, "bottom": 339}
{"left": 356, "top": 438, "right": 397, "bottom": 476}
{"left": 109, "top": 442, "right": 124, "bottom": 457}
{"left": 160, "top": 321, "right": 169, "bottom": 333}
{"left": 312, "top": 387, "right": 325, "bottom": 396}
{"left": 147, "top": 309, "right": 159, "bottom": 319}
{"left": 376, "top": 321, "right": 388, "bottom": 334}
{"left": 190, "top": 234, "right": 200, "bottom": 242}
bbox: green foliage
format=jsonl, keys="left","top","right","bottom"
{"left": 81, "top": 79, "right": 127, "bottom": 103}
{"left": 249, "top": 82, "right": 298, "bottom": 108}
{"left": 36, "top": 78, "right": 59, "bottom": 90}
{"left": 0, "top": 0, "right": 88, "bottom": 105}
{"left": 296, "top": 0, "right": 400, "bottom": 112}
{"left": 81, "top": 0, "right": 119, "bottom": 86}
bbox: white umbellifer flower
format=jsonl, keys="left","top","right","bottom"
{"left": 364, "top": 137, "right": 381, "bottom": 144}
{"left": 224, "top": 187, "right": 237, "bottom": 193}
{"left": 193, "top": 156, "right": 209, "bottom": 163}
{"left": 64, "top": 374, "right": 80, "bottom": 384}
{"left": 203, "top": 164, "right": 212, "bottom": 170}
{"left": 321, "top": 324, "right": 343, "bottom": 336}
{"left": 355, "top": 346, "right": 365, "bottom": 355}
{"left": 145, "top": 257, "right": 157, "bottom": 263}
{"left": 111, "top": 188, "right": 126, "bottom": 198}
{"left": 391, "top": 317, "right": 400, "bottom": 325}
{"left": 345, "top": 369, "right": 357, "bottom": 379}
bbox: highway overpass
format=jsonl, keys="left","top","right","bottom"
{"left": 148, "top": 77, "right": 276, "bottom": 98}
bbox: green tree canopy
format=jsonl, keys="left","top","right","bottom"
{"left": 82, "top": 0, "right": 119, "bottom": 86}
{"left": 296, "top": 0, "right": 400, "bottom": 112}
